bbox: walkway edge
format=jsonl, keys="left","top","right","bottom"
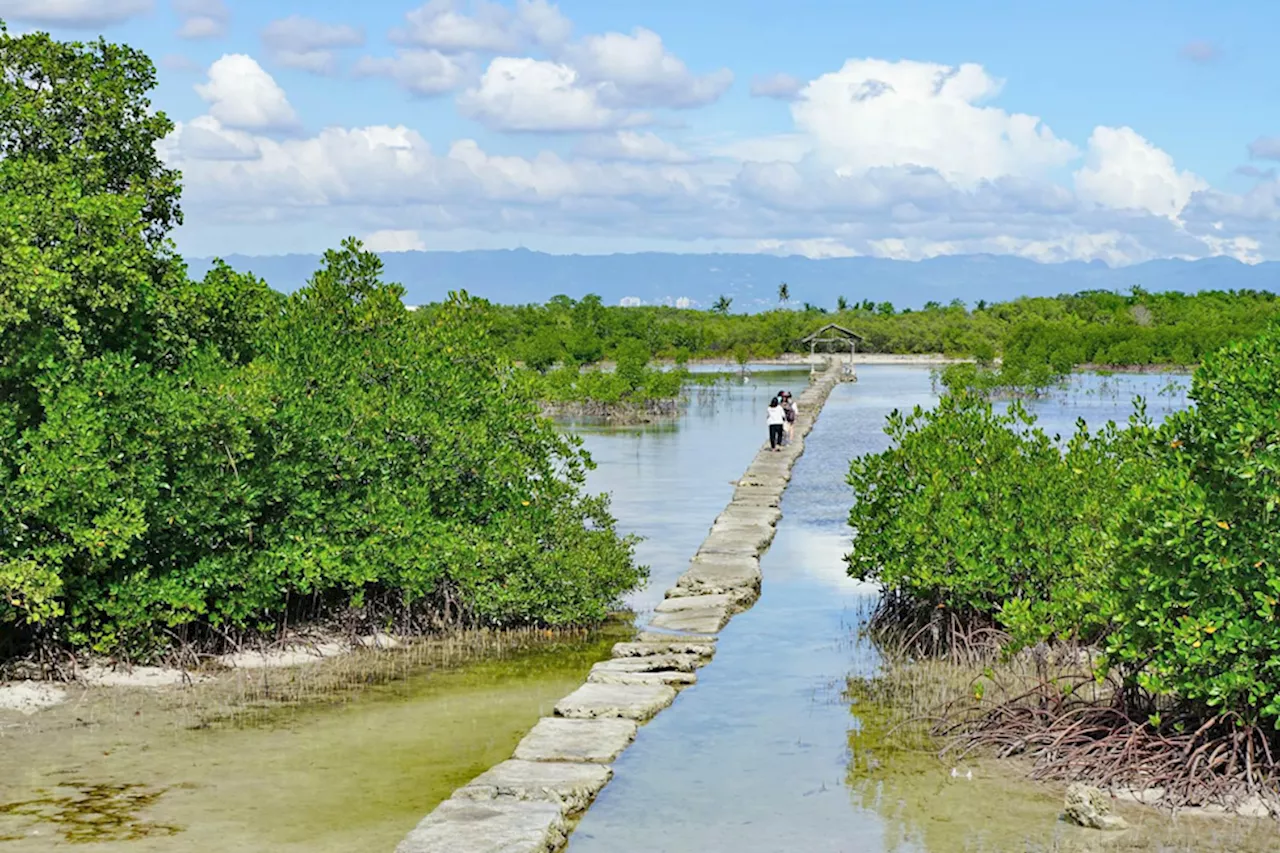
{"left": 393, "top": 361, "right": 848, "bottom": 853}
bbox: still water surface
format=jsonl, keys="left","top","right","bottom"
{"left": 5, "top": 366, "right": 1269, "bottom": 852}
{"left": 570, "top": 366, "right": 1274, "bottom": 852}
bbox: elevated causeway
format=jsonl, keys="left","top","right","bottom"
{"left": 395, "top": 361, "right": 848, "bottom": 853}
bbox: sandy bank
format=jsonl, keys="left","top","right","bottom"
{"left": 0, "top": 632, "right": 408, "bottom": 713}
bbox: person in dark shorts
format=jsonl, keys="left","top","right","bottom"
{"left": 767, "top": 396, "right": 785, "bottom": 451}
{"left": 779, "top": 390, "right": 796, "bottom": 444}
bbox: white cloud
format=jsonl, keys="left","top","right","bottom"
{"left": 165, "top": 45, "right": 1280, "bottom": 265}
{"left": 354, "top": 50, "right": 469, "bottom": 96}
{"left": 195, "top": 54, "right": 299, "bottom": 132}
{"left": 619, "top": 296, "right": 642, "bottom": 306}
{"left": 750, "top": 73, "right": 804, "bottom": 101}
{"left": 1074, "top": 126, "right": 1207, "bottom": 218}
{"left": 515, "top": 0, "right": 572, "bottom": 49}
{"left": 261, "top": 16, "right": 364, "bottom": 75}
{"left": 793, "top": 59, "right": 1077, "bottom": 185}
{"left": 575, "top": 130, "right": 693, "bottom": 163}
{"left": 161, "top": 120, "right": 704, "bottom": 212}
{"left": 0, "top": 0, "right": 151, "bottom": 27}
{"left": 755, "top": 238, "right": 859, "bottom": 259}
{"left": 459, "top": 57, "right": 642, "bottom": 132}
{"left": 391, "top": 0, "right": 569, "bottom": 53}
{"left": 567, "top": 27, "right": 732, "bottom": 109}
{"left": 363, "top": 229, "right": 428, "bottom": 252}
{"left": 674, "top": 296, "right": 692, "bottom": 308}
{"left": 173, "top": 0, "right": 227, "bottom": 39}
{"left": 167, "top": 115, "right": 261, "bottom": 161}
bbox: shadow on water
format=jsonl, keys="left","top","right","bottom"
{"left": 568, "top": 365, "right": 1274, "bottom": 853}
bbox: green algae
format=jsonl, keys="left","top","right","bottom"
{"left": 0, "top": 626, "right": 627, "bottom": 851}
{"left": 0, "top": 784, "right": 180, "bottom": 844}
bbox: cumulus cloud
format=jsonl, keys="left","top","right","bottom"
{"left": 1179, "top": 40, "right": 1221, "bottom": 63}
{"left": 1074, "top": 126, "right": 1206, "bottom": 218}
{"left": 392, "top": 0, "right": 570, "bottom": 53}
{"left": 750, "top": 73, "right": 804, "bottom": 101}
{"left": 459, "top": 57, "right": 644, "bottom": 132}
{"left": 792, "top": 59, "right": 1077, "bottom": 185}
{"left": 160, "top": 120, "right": 703, "bottom": 213}
{"left": 566, "top": 27, "right": 732, "bottom": 108}
{"left": 363, "top": 229, "right": 428, "bottom": 252}
{"left": 354, "top": 50, "right": 470, "bottom": 96}
{"left": 1247, "top": 136, "right": 1280, "bottom": 161}
{"left": 0, "top": 0, "right": 151, "bottom": 27}
{"left": 261, "top": 16, "right": 364, "bottom": 75}
{"left": 162, "top": 45, "right": 1280, "bottom": 265}
{"left": 575, "top": 131, "right": 693, "bottom": 163}
{"left": 166, "top": 116, "right": 261, "bottom": 161}
{"left": 195, "top": 54, "right": 299, "bottom": 132}
{"left": 755, "top": 238, "right": 858, "bottom": 258}
{"left": 173, "top": 0, "right": 227, "bottom": 39}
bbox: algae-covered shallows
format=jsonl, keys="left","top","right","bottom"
{"left": 393, "top": 361, "right": 848, "bottom": 853}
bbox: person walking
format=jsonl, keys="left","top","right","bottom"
{"left": 767, "top": 396, "right": 786, "bottom": 451}
{"left": 780, "top": 390, "right": 797, "bottom": 444}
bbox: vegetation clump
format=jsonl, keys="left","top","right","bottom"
{"left": 0, "top": 28, "right": 643, "bottom": 666}
{"left": 846, "top": 322, "right": 1280, "bottom": 813}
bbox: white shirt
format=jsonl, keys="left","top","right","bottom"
{"left": 767, "top": 406, "right": 786, "bottom": 425}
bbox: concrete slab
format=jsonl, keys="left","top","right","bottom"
{"left": 635, "top": 630, "right": 719, "bottom": 645}
{"left": 513, "top": 717, "right": 637, "bottom": 764}
{"left": 654, "top": 593, "right": 734, "bottom": 613}
{"left": 455, "top": 760, "right": 613, "bottom": 813}
{"left": 611, "top": 640, "right": 716, "bottom": 659}
{"left": 666, "top": 583, "right": 757, "bottom": 610}
{"left": 554, "top": 682, "right": 677, "bottom": 721}
{"left": 587, "top": 665, "right": 696, "bottom": 687}
{"left": 591, "top": 653, "right": 701, "bottom": 673}
{"left": 648, "top": 596, "right": 732, "bottom": 633}
{"left": 395, "top": 798, "right": 567, "bottom": 853}
{"left": 696, "top": 537, "right": 765, "bottom": 558}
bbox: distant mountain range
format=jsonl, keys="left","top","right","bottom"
{"left": 186, "top": 250, "right": 1280, "bottom": 311}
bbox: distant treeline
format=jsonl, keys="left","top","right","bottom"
{"left": 410, "top": 289, "right": 1280, "bottom": 373}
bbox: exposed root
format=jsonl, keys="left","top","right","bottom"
{"left": 865, "top": 591, "right": 1009, "bottom": 668}
{"left": 934, "top": 677, "right": 1280, "bottom": 816}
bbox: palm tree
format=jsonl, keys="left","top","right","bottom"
{"left": 778, "top": 282, "right": 790, "bottom": 305}
{"left": 712, "top": 295, "right": 732, "bottom": 314}
{"left": 837, "top": 295, "right": 848, "bottom": 312}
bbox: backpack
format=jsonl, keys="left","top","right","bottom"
{"left": 783, "top": 402, "right": 796, "bottom": 423}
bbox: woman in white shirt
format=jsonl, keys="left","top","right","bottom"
{"left": 766, "top": 396, "right": 785, "bottom": 451}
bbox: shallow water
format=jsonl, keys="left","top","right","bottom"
{"left": 0, "top": 366, "right": 809, "bottom": 851}
{"left": 576, "top": 366, "right": 814, "bottom": 618}
{"left": 0, "top": 635, "right": 622, "bottom": 850}
{"left": 1, "top": 366, "right": 1249, "bottom": 852}
{"left": 569, "top": 366, "right": 1273, "bottom": 852}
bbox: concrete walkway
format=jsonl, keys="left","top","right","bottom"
{"left": 394, "top": 362, "right": 848, "bottom": 853}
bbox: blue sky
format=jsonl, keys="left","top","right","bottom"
{"left": 3, "top": 0, "right": 1278, "bottom": 264}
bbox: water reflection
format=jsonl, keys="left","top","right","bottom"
{"left": 576, "top": 367, "right": 813, "bottom": 618}
{"left": 568, "top": 366, "right": 1257, "bottom": 853}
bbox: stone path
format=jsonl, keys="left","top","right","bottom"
{"left": 394, "top": 362, "right": 847, "bottom": 853}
